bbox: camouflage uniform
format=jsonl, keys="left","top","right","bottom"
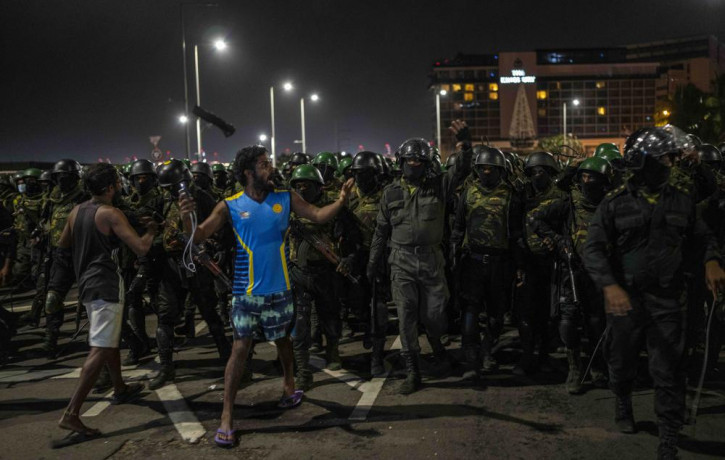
{"left": 11, "top": 190, "right": 44, "bottom": 291}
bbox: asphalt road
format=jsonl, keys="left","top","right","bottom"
{"left": 1, "top": 288, "right": 724, "bottom": 460}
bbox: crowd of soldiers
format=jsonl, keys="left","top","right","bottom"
{"left": 1, "top": 121, "right": 724, "bottom": 459}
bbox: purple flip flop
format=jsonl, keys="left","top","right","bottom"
{"left": 277, "top": 390, "right": 304, "bottom": 409}
{"left": 214, "top": 428, "right": 236, "bottom": 447}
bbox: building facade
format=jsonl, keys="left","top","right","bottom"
{"left": 430, "top": 35, "right": 725, "bottom": 158}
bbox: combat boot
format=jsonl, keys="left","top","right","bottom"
{"left": 657, "top": 422, "right": 680, "bottom": 460}
{"left": 614, "top": 393, "right": 636, "bottom": 433}
{"left": 211, "top": 329, "right": 231, "bottom": 362}
{"left": 399, "top": 352, "right": 422, "bottom": 395}
{"left": 174, "top": 311, "right": 195, "bottom": 339}
{"left": 513, "top": 323, "right": 535, "bottom": 376}
{"left": 427, "top": 336, "right": 452, "bottom": 378}
{"left": 40, "top": 329, "right": 59, "bottom": 358}
{"left": 565, "top": 347, "right": 584, "bottom": 394}
{"left": 149, "top": 365, "right": 175, "bottom": 390}
{"left": 480, "top": 335, "right": 498, "bottom": 372}
{"left": 18, "top": 297, "right": 44, "bottom": 328}
{"left": 370, "top": 338, "right": 386, "bottom": 376}
{"left": 294, "top": 348, "right": 313, "bottom": 391}
{"left": 326, "top": 339, "right": 342, "bottom": 371}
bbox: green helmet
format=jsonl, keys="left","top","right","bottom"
{"left": 211, "top": 163, "right": 227, "bottom": 174}
{"left": 578, "top": 157, "right": 613, "bottom": 183}
{"left": 594, "top": 143, "right": 620, "bottom": 158}
{"left": 12, "top": 171, "right": 23, "bottom": 183}
{"left": 337, "top": 157, "right": 353, "bottom": 176}
{"left": 290, "top": 164, "right": 324, "bottom": 185}
{"left": 21, "top": 168, "right": 43, "bottom": 180}
{"left": 312, "top": 151, "right": 339, "bottom": 169}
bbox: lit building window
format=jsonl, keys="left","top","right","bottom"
{"left": 464, "top": 92, "right": 474, "bottom": 102}
{"left": 440, "top": 84, "right": 450, "bottom": 92}
{"left": 464, "top": 83, "right": 475, "bottom": 92}
{"left": 489, "top": 83, "right": 499, "bottom": 92}
{"left": 597, "top": 107, "right": 606, "bottom": 115}
{"left": 596, "top": 81, "right": 606, "bottom": 89}
{"left": 536, "top": 90, "right": 547, "bottom": 100}
{"left": 538, "top": 108, "right": 546, "bottom": 117}
{"left": 555, "top": 82, "right": 562, "bottom": 90}
{"left": 489, "top": 92, "right": 499, "bottom": 100}
{"left": 452, "top": 84, "right": 462, "bottom": 92}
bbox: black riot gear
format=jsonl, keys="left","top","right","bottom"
{"left": 396, "top": 138, "right": 433, "bottom": 164}
{"left": 474, "top": 146, "right": 506, "bottom": 168}
{"left": 157, "top": 159, "right": 193, "bottom": 197}
{"left": 129, "top": 159, "right": 157, "bottom": 178}
{"left": 524, "top": 152, "right": 560, "bottom": 174}
{"left": 696, "top": 144, "right": 723, "bottom": 172}
{"left": 623, "top": 126, "right": 691, "bottom": 170}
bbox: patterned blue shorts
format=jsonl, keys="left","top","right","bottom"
{"left": 230, "top": 290, "right": 294, "bottom": 341}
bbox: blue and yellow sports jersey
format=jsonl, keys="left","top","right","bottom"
{"left": 225, "top": 189, "right": 292, "bottom": 296}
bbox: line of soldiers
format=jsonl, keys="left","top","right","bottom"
{"left": 1, "top": 122, "right": 724, "bottom": 459}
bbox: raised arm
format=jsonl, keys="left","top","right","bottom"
{"left": 107, "top": 207, "right": 157, "bottom": 256}
{"left": 290, "top": 178, "right": 354, "bottom": 224}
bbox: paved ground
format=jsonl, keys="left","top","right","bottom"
{"left": 1, "top": 288, "right": 724, "bottom": 460}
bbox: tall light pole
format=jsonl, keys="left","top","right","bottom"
{"left": 270, "top": 81, "right": 293, "bottom": 167}
{"left": 180, "top": 2, "right": 217, "bottom": 160}
{"left": 562, "top": 98, "right": 580, "bottom": 145}
{"left": 436, "top": 88, "right": 447, "bottom": 152}
{"left": 193, "top": 38, "right": 227, "bottom": 161}
{"left": 300, "top": 93, "right": 319, "bottom": 153}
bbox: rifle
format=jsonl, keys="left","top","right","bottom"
{"left": 174, "top": 232, "right": 233, "bottom": 291}
{"left": 289, "top": 219, "right": 359, "bottom": 284}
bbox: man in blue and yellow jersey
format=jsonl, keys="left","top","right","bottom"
{"left": 178, "top": 145, "right": 354, "bottom": 448}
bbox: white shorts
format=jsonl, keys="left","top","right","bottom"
{"left": 84, "top": 300, "right": 123, "bottom": 348}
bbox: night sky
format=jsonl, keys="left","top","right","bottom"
{"left": 3, "top": 0, "right": 725, "bottom": 164}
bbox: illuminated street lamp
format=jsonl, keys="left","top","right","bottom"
{"left": 193, "top": 38, "right": 228, "bottom": 160}
{"left": 259, "top": 134, "right": 268, "bottom": 142}
{"left": 435, "top": 88, "right": 448, "bottom": 151}
{"left": 179, "top": 115, "right": 189, "bottom": 124}
{"left": 269, "top": 81, "right": 294, "bottom": 167}
{"left": 662, "top": 109, "right": 670, "bottom": 116}
{"left": 300, "top": 93, "right": 320, "bottom": 153}
{"left": 213, "top": 39, "right": 227, "bottom": 51}
{"left": 562, "top": 98, "right": 581, "bottom": 143}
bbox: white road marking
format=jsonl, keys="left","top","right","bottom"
{"left": 154, "top": 384, "right": 206, "bottom": 443}
{"left": 82, "top": 391, "right": 114, "bottom": 417}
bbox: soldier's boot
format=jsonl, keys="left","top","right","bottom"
{"left": 480, "top": 334, "right": 498, "bottom": 372}
{"left": 657, "top": 422, "right": 680, "bottom": 460}
{"left": 513, "top": 323, "right": 535, "bottom": 376}
{"left": 399, "top": 352, "right": 422, "bottom": 395}
{"left": 150, "top": 325, "right": 176, "bottom": 390}
{"left": 310, "top": 309, "right": 323, "bottom": 354}
{"left": 294, "top": 348, "right": 313, "bottom": 391}
{"left": 427, "top": 336, "right": 452, "bottom": 378}
{"left": 565, "top": 347, "right": 584, "bottom": 395}
{"left": 211, "top": 328, "right": 231, "bottom": 362}
{"left": 128, "top": 305, "right": 151, "bottom": 349}
{"left": 149, "top": 365, "right": 175, "bottom": 390}
{"left": 19, "top": 296, "right": 44, "bottom": 328}
{"left": 93, "top": 365, "right": 113, "bottom": 393}
{"left": 370, "top": 338, "right": 386, "bottom": 376}
{"left": 462, "top": 346, "right": 480, "bottom": 372}
{"left": 614, "top": 393, "right": 636, "bottom": 434}
{"left": 325, "top": 339, "right": 342, "bottom": 371}
{"left": 40, "top": 329, "right": 59, "bottom": 358}
{"left": 175, "top": 310, "right": 195, "bottom": 339}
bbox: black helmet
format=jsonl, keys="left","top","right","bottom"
{"left": 157, "top": 159, "right": 192, "bottom": 188}
{"left": 623, "top": 126, "right": 690, "bottom": 170}
{"left": 695, "top": 144, "right": 722, "bottom": 169}
{"left": 377, "top": 154, "right": 391, "bottom": 176}
{"left": 190, "top": 161, "right": 213, "bottom": 179}
{"left": 289, "top": 152, "right": 309, "bottom": 166}
{"left": 524, "top": 152, "right": 560, "bottom": 174}
{"left": 473, "top": 145, "right": 505, "bottom": 168}
{"left": 350, "top": 151, "right": 380, "bottom": 172}
{"left": 396, "top": 138, "right": 432, "bottom": 164}
{"left": 52, "top": 159, "right": 82, "bottom": 177}
{"left": 39, "top": 170, "right": 53, "bottom": 183}
{"left": 129, "top": 159, "right": 157, "bottom": 178}
{"left": 445, "top": 154, "right": 458, "bottom": 169}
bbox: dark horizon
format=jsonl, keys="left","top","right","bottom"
{"left": 3, "top": 0, "right": 725, "bottom": 164}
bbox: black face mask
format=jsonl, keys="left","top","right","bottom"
{"left": 194, "top": 175, "right": 212, "bottom": 191}
{"left": 296, "top": 184, "right": 321, "bottom": 203}
{"left": 57, "top": 174, "right": 78, "bottom": 194}
{"left": 531, "top": 171, "right": 551, "bottom": 192}
{"left": 642, "top": 156, "right": 671, "bottom": 191}
{"left": 319, "top": 165, "right": 335, "bottom": 184}
{"left": 354, "top": 170, "right": 378, "bottom": 194}
{"left": 476, "top": 168, "right": 501, "bottom": 189}
{"left": 25, "top": 182, "right": 42, "bottom": 197}
{"left": 402, "top": 163, "right": 426, "bottom": 182}
{"left": 214, "top": 175, "right": 228, "bottom": 190}
{"left": 133, "top": 178, "right": 153, "bottom": 195}
{"left": 581, "top": 180, "right": 606, "bottom": 204}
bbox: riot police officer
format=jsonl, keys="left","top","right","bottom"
{"left": 368, "top": 121, "right": 472, "bottom": 395}
{"left": 312, "top": 152, "right": 341, "bottom": 200}
{"left": 11, "top": 168, "right": 44, "bottom": 293}
{"left": 582, "top": 127, "right": 725, "bottom": 458}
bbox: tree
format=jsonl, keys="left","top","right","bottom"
{"left": 537, "top": 134, "right": 583, "bottom": 156}
{"left": 661, "top": 74, "right": 725, "bottom": 144}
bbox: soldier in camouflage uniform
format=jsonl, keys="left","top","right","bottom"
{"left": 516, "top": 151, "right": 567, "bottom": 375}
{"left": 0, "top": 176, "right": 16, "bottom": 216}
{"left": 345, "top": 151, "right": 388, "bottom": 375}
{"left": 151, "top": 160, "right": 230, "bottom": 389}
{"left": 451, "top": 146, "right": 524, "bottom": 376}
{"left": 40, "top": 159, "right": 90, "bottom": 355}
{"left": 289, "top": 164, "right": 359, "bottom": 390}
{"left": 312, "top": 152, "right": 342, "bottom": 201}
{"left": 582, "top": 127, "right": 725, "bottom": 458}
{"left": 368, "top": 123, "right": 472, "bottom": 395}
{"left": 529, "top": 157, "right": 613, "bottom": 394}
{"left": 212, "top": 163, "right": 235, "bottom": 198}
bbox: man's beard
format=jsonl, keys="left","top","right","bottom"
{"left": 252, "top": 170, "right": 274, "bottom": 192}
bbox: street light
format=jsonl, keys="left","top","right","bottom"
{"left": 179, "top": 115, "right": 189, "bottom": 124}
{"left": 300, "top": 93, "right": 320, "bottom": 153}
{"left": 269, "top": 81, "right": 294, "bottom": 167}
{"left": 562, "top": 98, "right": 581, "bottom": 143}
{"left": 435, "top": 88, "right": 447, "bottom": 152}
{"left": 259, "top": 134, "right": 268, "bottom": 142}
{"left": 193, "top": 39, "right": 228, "bottom": 161}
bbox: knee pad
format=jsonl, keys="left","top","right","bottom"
{"left": 44, "top": 290, "right": 63, "bottom": 315}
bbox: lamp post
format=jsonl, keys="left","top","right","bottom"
{"left": 562, "top": 98, "right": 580, "bottom": 144}
{"left": 269, "top": 81, "right": 293, "bottom": 167}
{"left": 435, "top": 88, "right": 447, "bottom": 152}
{"left": 299, "top": 93, "right": 319, "bottom": 154}
{"left": 193, "top": 38, "right": 227, "bottom": 161}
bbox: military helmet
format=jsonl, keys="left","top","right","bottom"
{"left": 686, "top": 133, "right": 702, "bottom": 147}
{"left": 211, "top": 163, "right": 228, "bottom": 174}
{"left": 396, "top": 138, "right": 432, "bottom": 164}
{"left": 623, "top": 126, "right": 689, "bottom": 170}
{"left": 524, "top": 151, "right": 560, "bottom": 174}
{"left": 445, "top": 154, "right": 458, "bottom": 169}
{"left": 12, "top": 171, "right": 23, "bottom": 184}
{"left": 432, "top": 155, "right": 443, "bottom": 173}
{"left": 337, "top": 156, "right": 353, "bottom": 176}
{"left": 578, "top": 157, "right": 613, "bottom": 183}
{"left": 594, "top": 143, "right": 620, "bottom": 158}
{"left": 289, "top": 152, "right": 309, "bottom": 166}
{"left": 20, "top": 168, "right": 43, "bottom": 180}
{"left": 190, "top": 161, "right": 213, "bottom": 179}
{"left": 157, "top": 159, "right": 193, "bottom": 187}
{"left": 312, "top": 151, "right": 339, "bottom": 169}
{"left": 121, "top": 163, "right": 133, "bottom": 177}
{"left": 39, "top": 170, "right": 53, "bottom": 183}
{"left": 473, "top": 145, "right": 506, "bottom": 168}
{"left": 696, "top": 144, "right": 723, "bottom": 169}
{"left": 52, "top": 159, "right": 82, "bottom": 177}
{"left": 129, "top": 159, "right": 157, "bottom": 178}
{"left": 290, "top": 164, "right": 324, "bottom": 186}
{"left": 351, "top": 151, "right": 380, "bottom": 172}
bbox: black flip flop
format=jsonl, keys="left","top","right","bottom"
{"left": 111, "top": 382, "right": 145, "bottom": 405}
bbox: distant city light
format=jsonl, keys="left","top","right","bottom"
{"left": 439, "top": 89, "right": 448, "bottom": 96}
{"left": 662, "top": 110, "right": 670, "bottom": 116}
{"left": 572, "top": 99, "right": 581, "bottom": 106}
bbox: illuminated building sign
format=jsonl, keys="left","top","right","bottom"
{"left": 500, "top": 69, "right": 536, "bottom": 84}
